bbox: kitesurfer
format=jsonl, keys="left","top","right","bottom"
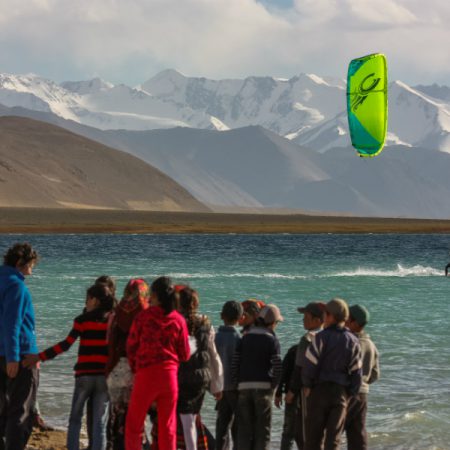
{"left": 445, "top": 263, "right": 450, "bottom": 276}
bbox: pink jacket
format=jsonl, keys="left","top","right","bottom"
{"left": 127, "top": 305, "right": 190, "bottom": 373}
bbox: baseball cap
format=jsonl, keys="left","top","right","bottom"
{"left": 325, "top": 298, "right": 349, "bottom": 322}
{"left": 258, "top": 304, "right": 284, "bottom": 325}
{"left": 349, "top": 304, "right": 370, "bottom": 326}
{"left": 297, "top": 302, "right": 326, "bottom": 320}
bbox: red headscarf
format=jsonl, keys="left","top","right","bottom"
{"left": 115, "top": 278, "right": 150, "bottom": 332}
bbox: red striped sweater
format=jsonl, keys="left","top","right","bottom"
{"left": 39, "top": 309, "right": 109, "bottom": 377}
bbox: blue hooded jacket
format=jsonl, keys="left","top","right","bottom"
{"left": 0, "top": 265, "right": 38, "bottom": 362}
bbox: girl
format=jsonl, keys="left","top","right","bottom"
{"left": 125, "top": 276, "right": 190, "bottom": 450}
{"left": 24, "top": 283, "right": 115, "bottom": 450}
{"left": 177, "top": 287, "right": 223, "bottom": 450}
{"left": 106, "top": 278, "right": 150, "bottom": 450}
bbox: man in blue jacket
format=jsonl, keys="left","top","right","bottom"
{"left": 0, "top": 243, "right": 39, "bottom": 450}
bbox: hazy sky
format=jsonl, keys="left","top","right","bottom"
{"left": 0, "top": 0, "right": 449, "bottom": 86}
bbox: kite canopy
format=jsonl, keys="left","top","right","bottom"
{"left": 347, "top": 53, "right": 388, "bottom": 157}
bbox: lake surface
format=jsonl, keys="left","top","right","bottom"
{"left": 1, "top": 233, "right": 449, "bottom": 449}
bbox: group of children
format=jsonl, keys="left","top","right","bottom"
{"left": 1, "top": 242, "right": 379, "bottom": 450}
{"left": 218, "top": 297, "right": 379, "bottom": 450}
{"left": 33, "top": 278, "right": 378, "bottom": 450}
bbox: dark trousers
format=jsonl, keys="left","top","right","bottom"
{"left": 237, "top": 388, "right": 273, "bottom": 450}
{"left": 304, "top": 383, "right": 348, "bottom": 450}
{"left": 215, "top": 390, "right": 238, "bottom": 450}
{"left": 0, "top": 358, "right": 38, "bottom": 450}
{"left": 280, "top": 400, "right": 298, "bottom": 450}
{"left": 345, "top": 393, "right": 368, "bottom": 450}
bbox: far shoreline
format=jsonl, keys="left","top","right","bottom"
{"left": 1, "top": 207, "right": 450, "bottom": 234}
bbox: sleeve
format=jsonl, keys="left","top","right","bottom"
{"left": 301, "top": 333, "right": 324, "bottom": 388}
{"left": 231, "top": 338, "right": 242, "bottom": 388}
{"left": 106, "top": 313, "right": 119, "bottom": 376}
{"left": 177, "top": 318, "right": 190, "bottom": 363}
{"left": 348, "top": 341, "right": 363, "bottom": 396}
{"left": 368, "top": 345, "right": 380, "bottom": 385}
{"left": 126, "top": 319, "right": 140, "bottom": 373}
{"left": 290, "top": 337, "right": 309, "bottom": 393}
{"left": 270, "top": 337, "right": 283, "bottom": 390}
{"left": 276, "top": 351, "right": 290, "bottom": 397}
{"left": 39, "top": 318, "right": 81, "bottom": 362}
{"left": 2, "top": 283, "right": 27, "bottom": 362}
{"left": 207, "top": 326, "right": 224, "bottom": 394}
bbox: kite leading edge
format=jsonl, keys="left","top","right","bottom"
{"left": 347, "top": 53, "right": 388, "bottom": 157}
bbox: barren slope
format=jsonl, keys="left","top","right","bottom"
{"left": 0, "top": 116, "right": 206, "bottom": 211}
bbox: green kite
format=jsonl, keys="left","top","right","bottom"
{"left": 347, "top": 53, "right": 388, "bottom": 157}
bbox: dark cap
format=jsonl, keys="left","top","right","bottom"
{"left": 349, "top": 304, "right": 370, "bottom": 326}
{"left": 326, "top": 298, "right": 349, "bottom": 322}
{"left": 297, "top": 302, "right": 326, "bottom": 320}
{"left": 258, "top": 304, "right": 284, "bottom": 325}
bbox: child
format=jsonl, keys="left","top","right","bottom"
{"left": 177, "top": 287, "right": 223, "bottom": 450}
{"left": 239, "top": 299, "right": 265, "bottom": 334}
{"left": 232, "top": 304, "right": 283, "bottom": 450}
{"left": 283, "top": 302, "right": 325, "bottom": 450}
{"left": 215, "top": 300, "right": 243, "bottom": 450}
{"left": 23, "top": 283, "right": 115, "bottom": 450}
{"left": 0, "top": 243, "right": 39, "bottom": 450}
{"left": 125, "top": 276, "right": 190, "bottom": 450}
{"left": 301, "top": 298, "right": 362, "bottom": 450}
{"left": 345, "top": 305, "right": 380, "bottom": 450}
{"left": 106, "top": 278, "right": 150, "bottom": 450}
{"left": 85, "top": 274, "right": 118, "bottom": 450}
{"left": 275, "top": 343, "right": 297, "bottom": 450}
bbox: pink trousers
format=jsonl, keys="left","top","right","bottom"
{"left": 125, "top": 363, "right": 178, "bottom": 450}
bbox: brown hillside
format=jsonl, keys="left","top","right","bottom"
{"left": 0, "top": 116, "right": 207, "bottom": 211}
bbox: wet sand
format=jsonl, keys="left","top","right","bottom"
{"left": 27, "top": 430, "right": 67, "bottom": 450}
{"left": 1, "top": 207, "right": 450, "bottom": 234}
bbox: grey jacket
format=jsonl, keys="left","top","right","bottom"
{"left": 357, "top": 331, "right": 380, "bottom": 394}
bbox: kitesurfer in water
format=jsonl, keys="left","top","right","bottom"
{"left": 446, "top": 262, "right": 450, "bottom": 276}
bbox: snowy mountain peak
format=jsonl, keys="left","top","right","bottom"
{"left": 0, "top": 69, "right": 448, "bottom": 152}
{"left": 414, "top": 83, "right": 450, "bottom": 102}
{"left": 61, "top": 78, "right": 113, "bottom": 95}
{"left": 305, "top": 73, "right": 330, "bottom": 86}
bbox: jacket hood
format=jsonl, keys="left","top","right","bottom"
{"left": 0, "top": 265, "right": 24, "bottom": 280}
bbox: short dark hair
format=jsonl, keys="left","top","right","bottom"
{"left": 86, "top": 283, "right": 115, "bottom": 313}
{"left": 95, "top": 275, "right": 117, "bottom": 296}
{"left": 3, "top": 243, "right": 39, "bottom": 267}
{"left": 222, "top": 301, "right": 243, "bottom": 323}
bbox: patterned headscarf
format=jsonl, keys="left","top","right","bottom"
{"left": 239, "top": 298, "right": 266, "bottom": 326}
{"left": 115, "top": 278, "right": 150, "bottom": 332}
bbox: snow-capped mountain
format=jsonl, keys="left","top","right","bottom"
{"left": 1, "top": 101, "right": 450, "bottom": 218}
{"left": 1, "top": 70, "right": 449, "bottom": 153}
{"left": 0, "top": 70, "right": 345, "bottom": 135}
{"left": 414, "top": 84, "right": 450, "bottom": 102}
{"left": 294, "top": 81, "right": 450, "bottom": 153}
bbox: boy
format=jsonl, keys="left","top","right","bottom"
{"left": 215, "top": 300, "right": 244, "bottom": 450}
{"left": 284, "top": 302, "right": 325, "bottom": 450}
{"left": 275, "top": 343, "right": 297, "bottom": 450}
{"left": 232, "top": 304, "right": 283, "bottom": 450}
{"left": 0, "top": 243, "right": 40, "bottom": 450}
{"left": 345, "top": 305, "right": 380, "bottom": 450}
{"left": 302, "top": 298, "right": 362, "bottom": 450}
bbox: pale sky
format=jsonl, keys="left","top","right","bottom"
{"left": 0, "top": 0, "right": 449, "bottom": 86}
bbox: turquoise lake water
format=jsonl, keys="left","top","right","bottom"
{"left": 1, "top": 233, "right": 450, "bottom": 449}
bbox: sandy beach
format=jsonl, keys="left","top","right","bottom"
{"left": 27, "top": 430, "right": 67, "bottom": 450}
{"left": 1, "top": 207, "right": 450, "bottom": 234}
